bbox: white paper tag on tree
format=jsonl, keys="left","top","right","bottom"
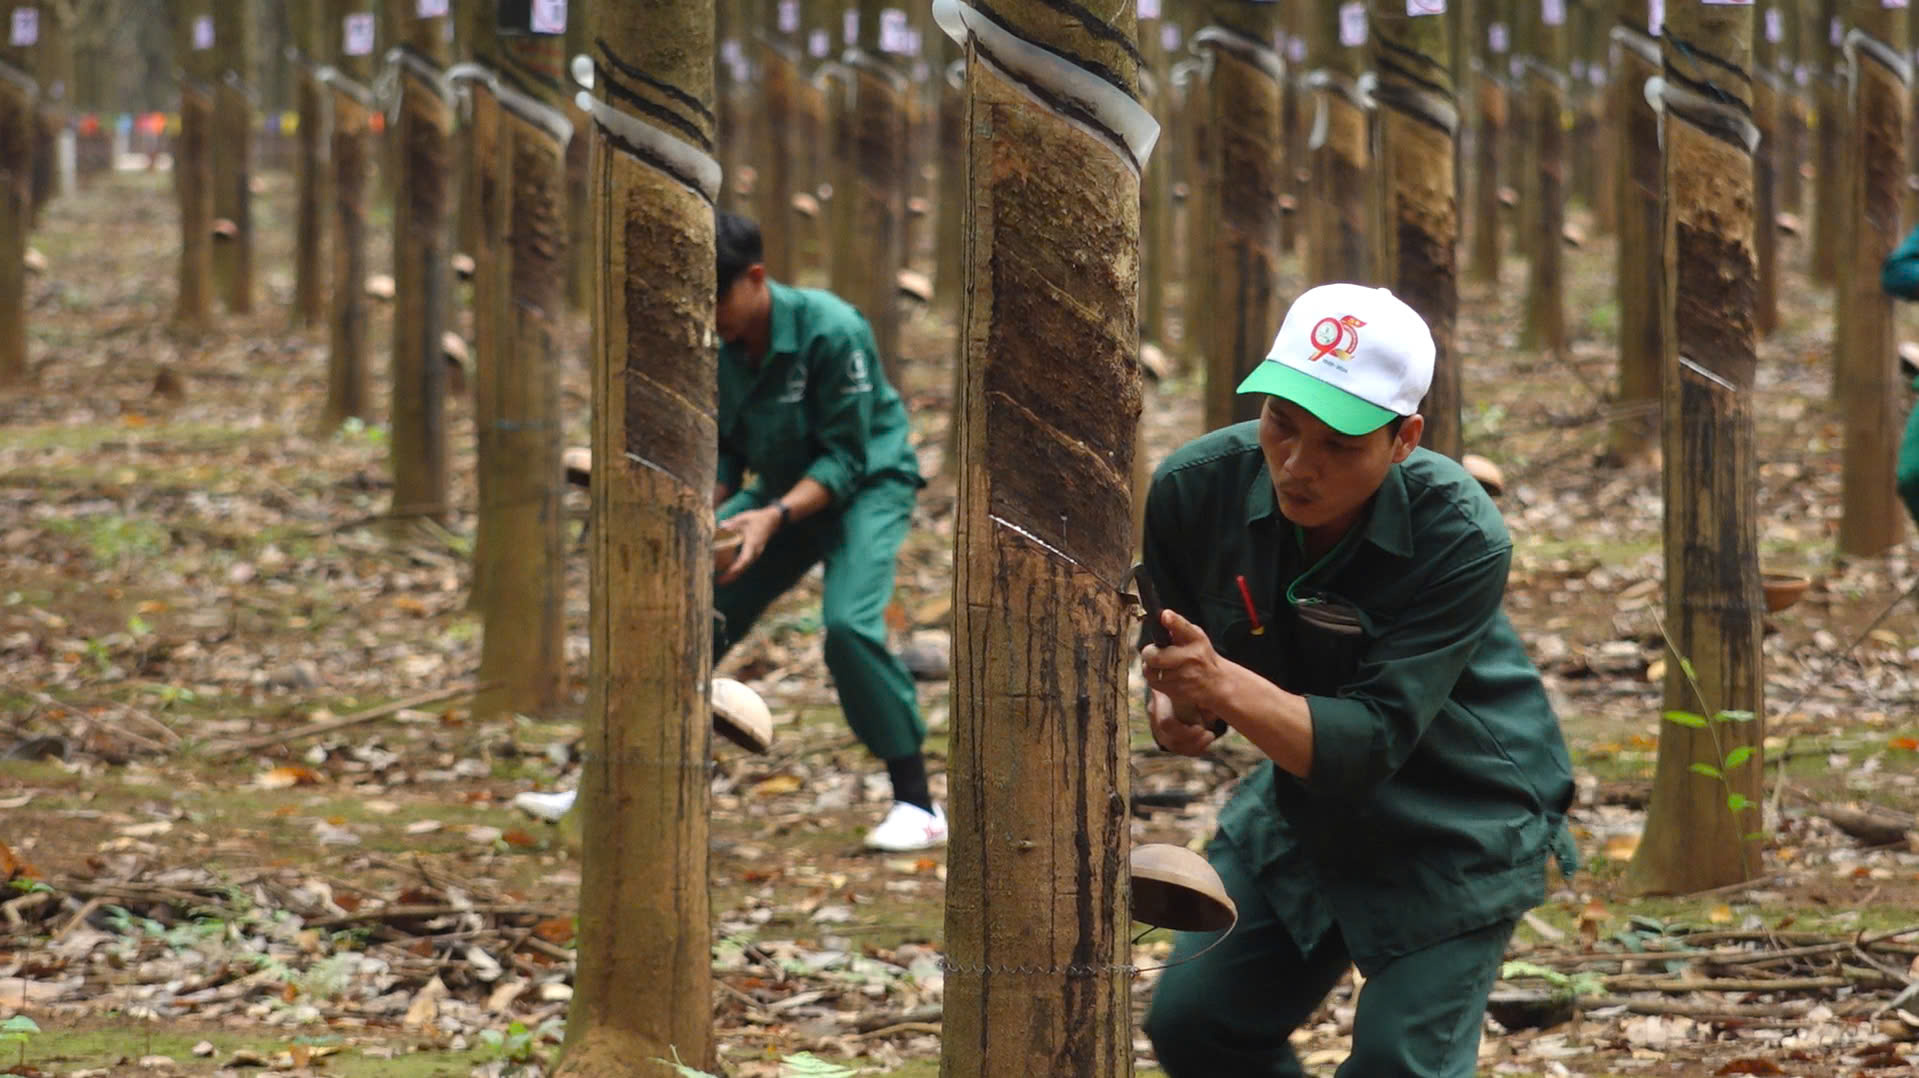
{"left": 1488, "top": 22, "right": 1508, "bottom": 53}
{"left": 879, "top": 8, "right": 908, "bottom": 53}
{"left": 1542, "top": 0, "right": 1566, "bottom": 27}
{"left": 1161, "top": 23, "right": 1181, "bottom": 51}
{"left": 343, "top": 13, "right": 375, "bottom": 56}
{"left": 844, "top": 9, "right": 858, "bottom": 45}
{"left": 1649, "top": 0, "right": 1664, "bottom": 34}
{"left": 1763, "top": 7, "right": 1783, "bottom": 39}
{"left": 530, "top": 0, "right": 566, "bottom": 33}
{"left": 809, "top": 29, "right": 830, "bottom": 58}
{"left": 778, "top": 0, "right": 800, "bottom": 34}
{"left": 9, "top": 7, "right": 35, "bottom": 47}
{"left": 1338, "top": 2, "right": 1367, "bottom": 47}
{"left": 191, "top": 14, "right": 214, "bottom": 51}
{"left": 1139, "top": 0, "right": 1162, "bottom": 19}
{"left": 1408, "top": 0, "right": 1446, "bottom": 14}
{"left": 417, "top": 0, "right": 449, "bottom": 17}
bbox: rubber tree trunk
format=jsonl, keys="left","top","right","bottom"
{"left": 388, "top": 3, "right": 454, "bottom": 526}
{"left": 1752, "top": 3, "right": 1780, "bottom": 337}
{"left": 792, "top": 8, "right": 831, "bottom": 277}
{"left": 1519, "top": 0, "right": 1566, "bottom": 357}
{"left": 1279, "top": 9, "right": 1303, "bottom": 255}
{"left": 553, "top": 1, "right": 718, "bottom": 1073}
{"left": 1306, "top": 0, "right": 1372, "bottom": 285}
{"left": 1198, "top": 2, "right": 1283, "bottom": 434}
{"left": 172, "top": 0, "right": 212, "bottom": 334}
{"left": 1138, "top": 3, "right": 1171, "bottom": 347}
{"left": 1836, "top": 0, "right": 1908, "bottom": 556}
{"left": 845, "top": 0, "right": 907, "bottom": 379}
{"left": 0, "top": 2, "right": 35, "bottom": 382}
{"left": 462, "top": 0, "right": 503, "bottom": 616}
{"left": 826, "top": 57, "right": 854, "bottom": 295}
{"left": 1629, "top": 0, "right": 1764, "bottom": 897}
{"left": 1779, "top": 6, "right": 1807, "bottom": 219}
{"left": 474, "top": 17, "right": 569, "bottom": 720}
{"left": 1608, "top": 0, "right": 1663, "bottom": 466}
{"left": 935, "top": 53, "right": 964, "bottom": 312}
{"left": 212, "top": 1, "right": 251, "bottom": 314}
{"left": 1812, "top": 0, "right": 1844, "bottom": 285}
{"left": 323, "top": 0, "right": 375, "bottom": 427}
{"left": 291, "top": 0, "right": 328, "bottom": 329}
{"left": 33, "top": 0, "right": 68, "bottom": 211}
{"left": 938, "top": 0, "right": 1141, "bottom": 1072}
{"left": 1468, "top": 0, "right": 1508, "bottom": 285}
{"left": 760, "top": 0, "right": 802, "bottom": 282}
{"left": 1374, "top": 0, "right": 1458, "bottom": 458}
{"left": 1177, "top": 51, "right": 1212, "bottom": 380}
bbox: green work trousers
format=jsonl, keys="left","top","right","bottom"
{"left": 716, "top": 477, "right": 925, "bottom": 761}
{"left": 1144, "top": 833, "right": 1514, "bottom": 1078}
{"left": 1898, "top": 381, "right": 1919, "bottom": 527}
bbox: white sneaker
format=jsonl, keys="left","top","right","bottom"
{"left": 863, "top": 801, "right": 948, "bottom": 852}
{"left": 512, "top": 789, "right": 577, "bottom": 822}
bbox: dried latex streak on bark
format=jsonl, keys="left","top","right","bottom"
{"left": 567, "top": 79, "right": 720, "bottom": 202}
{"left": 1304, "top": 70, "right": 1376, "bottom": 151}
{"left": 317, "top": 66, "right": 378, "bottom": 111}
{"left": 1842, "top": 28, "right": 1914, "bottom": 88}
{"left": 445, "top": 62, "right": 574, "bottom": 149}
{"left": 1642, "top": 76, "right": 1761, "bottom": 153}
{"left": 376, "top": 48, "right": 456, "bottom": 127}
{"left": 930, "top": 0, "right": 1161, "bottom": 168}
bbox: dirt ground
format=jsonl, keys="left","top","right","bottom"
{"left": 4, "top": 165, "right": 1919, "bottom": 1078}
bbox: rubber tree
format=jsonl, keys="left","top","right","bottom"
{"left": 936, "top": 0, "right": 1145, "bottom": 1071}
{"left": 1373, "top": 0, "right": 1458, "bottom": 458}
{"left": 760, "top": 0, "right": 802, "bottom": 281}
{"left": 460, "top": 0, "right": 503, "bottom": 615}
{"left": 1811, "top": 0, "right": 1843, "bottom": 284}
{"left": 1137, "top": 0, "right": 1170, "bottom": 347}
{"left": 1752, "top": 3, "right": 1781, "bottom": 337}
{"left": 1629, "top": 0, "right": 1764, "bottom": 896}
{"left": 323, "top": 1, "right": 378, "bottom": 426}
{"left": 211, "top": 1, "right": 251, "bottom": 313}
{"left": 1608, "top": 0, "right": 1663, "bottom": 465}
{"left": 469, "top": 11, "right": 570, "bottom": 719}
{"left": 840, "top": 0, "right": 907, "bottom": 378}
{"left": 553, "top": 0, "right": 718, "bottom": 1071}
{"left": 1197, "top": 1, "right": 1283, "bottom": 434}
{"left": 0, "top": 0, "right": 36, "bottom": 381}
{"left": 1835, "top": 0, "right": 1908, "bottom": 556}
{"left": 290, "top": 0, "right": 328, "bottom": 329}
{"left": 1306, "top": 0, "right": 1372, "bottom": 284}
{"left": 1518, "top": 0, "right": 1566, "bottom": 357}
{"left": 1467, "top": 0, "right": 1509, "bottom": 285}
{"left": 387, "top": 0, "right": 454, "bottom": 525}
{"left": 171, "top": 0, "right": 212, "bottom": 334}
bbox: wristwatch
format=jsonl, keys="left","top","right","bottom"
{"left": 775, "top": 502, "right": 791, "bottom": 529}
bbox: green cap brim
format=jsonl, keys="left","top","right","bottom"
{"left": 1235, "top": 361, "right": 1398, "bottom": 436}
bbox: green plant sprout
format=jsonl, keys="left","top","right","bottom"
{"left": 1654, "top": 618, "right": 1766, "bottom": 844}
{"left": 0, "top": 1014, "right": 40, "bottom": 1068}
{"left": 1499, "top": 960, "right": 1604, "bottom": 1003}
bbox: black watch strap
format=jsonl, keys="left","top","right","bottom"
{"left": 775, "top": 502, "right": 791, "bottom": 528}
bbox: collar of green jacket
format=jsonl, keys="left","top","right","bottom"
{"left": 1242, "top": 451, "right": 1416, "bottom": 558}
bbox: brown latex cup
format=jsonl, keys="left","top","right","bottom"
{"left": 1131, "top": 843, "right": 1238, "bottom": 933}
{"left": 1762, "top": 572, "right": 1810, "bottom": 613}
{"left": 713, "top": 531, "right": 746, "bottom": 577}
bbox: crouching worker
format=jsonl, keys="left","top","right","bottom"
{"left": 1880, "top": 226, "right": 1919, "bottom": 528}
{"left": 711, "top": 211, "right": 944, "bottom": 852}
{"left": 1138, "top": 284, "right": 1578, "bottom": 1076}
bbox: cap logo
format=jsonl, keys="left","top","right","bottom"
{"left": 1307, "top": 315, "right": 1366, "bottom": 363}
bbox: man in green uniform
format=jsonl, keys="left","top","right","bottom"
{"left": 1138, "top": 284, "right": 1577, "bottom": 1076}
{"left": 1879, "top": 227, "right": 1919, "bottom": 528}
{"left": 709, "top": 211, "right": 943, "bottom": 852}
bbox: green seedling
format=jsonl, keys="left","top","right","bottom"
{"left": 655, "top": 1049, "right": 859, "bottom": 1077}
{"left": 1499, "top": 960, "right": 1604, "bottom": 1003}
{"left": 1654, "top": 619, "right": 1768, "bottom": 845}
{"left": 1, "top": 1014, "right": 41, "bottom": 1068}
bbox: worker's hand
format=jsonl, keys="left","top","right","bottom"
{"left": 717, "top": 506, "right": 782, "bottom": 585}
{"left": 1142, "top": 609, "right": 1233, "bottom": 719}
{"left": 1147, "top": 688, "right": 1219, "bottom": 756}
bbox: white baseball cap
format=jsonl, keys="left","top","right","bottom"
{"left": 1235, "top": 283, "right": 1435, "bottom": 435}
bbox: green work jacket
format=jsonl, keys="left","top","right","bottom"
{"left": 718, "top": 281, "right": 921, "bottom": 504}
{"left": 1143, "top": 425, "right": 1577, "bottom": 970}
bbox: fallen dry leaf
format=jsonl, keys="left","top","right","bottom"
{"left": 256, "top": 765, "right": 322, "bottom": 790}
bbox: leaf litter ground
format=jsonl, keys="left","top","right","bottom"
{"left": 5, "top": 174, "right": 1919, "bottom": 1076}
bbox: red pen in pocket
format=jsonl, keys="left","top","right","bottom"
{"left": 1236, "top": 574, "right": 1264, "bottom": 635}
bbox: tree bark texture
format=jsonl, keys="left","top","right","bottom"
{"left": 760, "top": 30, "right": 801, "bottom": 282}
{"left": 1811, "top": 0, "right": 1843, "bottom": 285}
{"left": 1630, "top": 1, "right": 1765, "bottom": 896}
{"left": 556, "top": 2, "right": 718, "bottom": 1073}
{"left": 846, "top": 0, "right": 907, "bottom": 379}
{"left": 1779, "top": 5, "right": 1806, "bottom": 218}
{"left": 212, "top": 1, "right": 251, "bottom": 314}
{"left": 389, "top": 6, "right": 454, "bottom": 526}
{"left": 1374, "top": 0, "right": 1458, "bottom": 458}
{"left": 1177, "top": 54, "right": 1213, "bottom": 385}
{"left": 826, "top": 59, "right": 854, "bottom": 295}
{"left": 1835, "top": 0, "right": 1907, "bottom": 557}
{"left": 1752, "top": 9, "right": 1779, "bottom": 338}
{"left": 459, "top": 1, "right": 501, "bottom": 615}
{"left": 323, "top": 0, "right": 374, "bottom": 427}
{"left": 1608, "top": 1, "right": 1663, "bottom": 465}
{"left": 1138, "top": 7, "right": 1170, "bottom": 346}
{"left": 1199, "top": 4, "right": 1283, "bottom": 435}
{"left": 1519, "top": 0, "right": 1566, "bottom": 356}
{"left": 940, "top": 3, "right": 1141, "bottom": 1074}
{"left": 291, "top": 0, "right": 328, "bottom": 330}
{"left": 475, "top": 20, "right": 568, "bottom": 719}
{"left": 936, "top": 56, "right": 965, "bottom": 313}
{"left": 1306, "top": 1, "right": 1372, "bottom": 285}
{"left": 172, "top": 0, "right": 211, "bottom": 334}
{"left": 1468, "top": 0, "right": 1507, "bottom": 286}
{"left": 0, "top": 5, "right": 34, "bottom": 382}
